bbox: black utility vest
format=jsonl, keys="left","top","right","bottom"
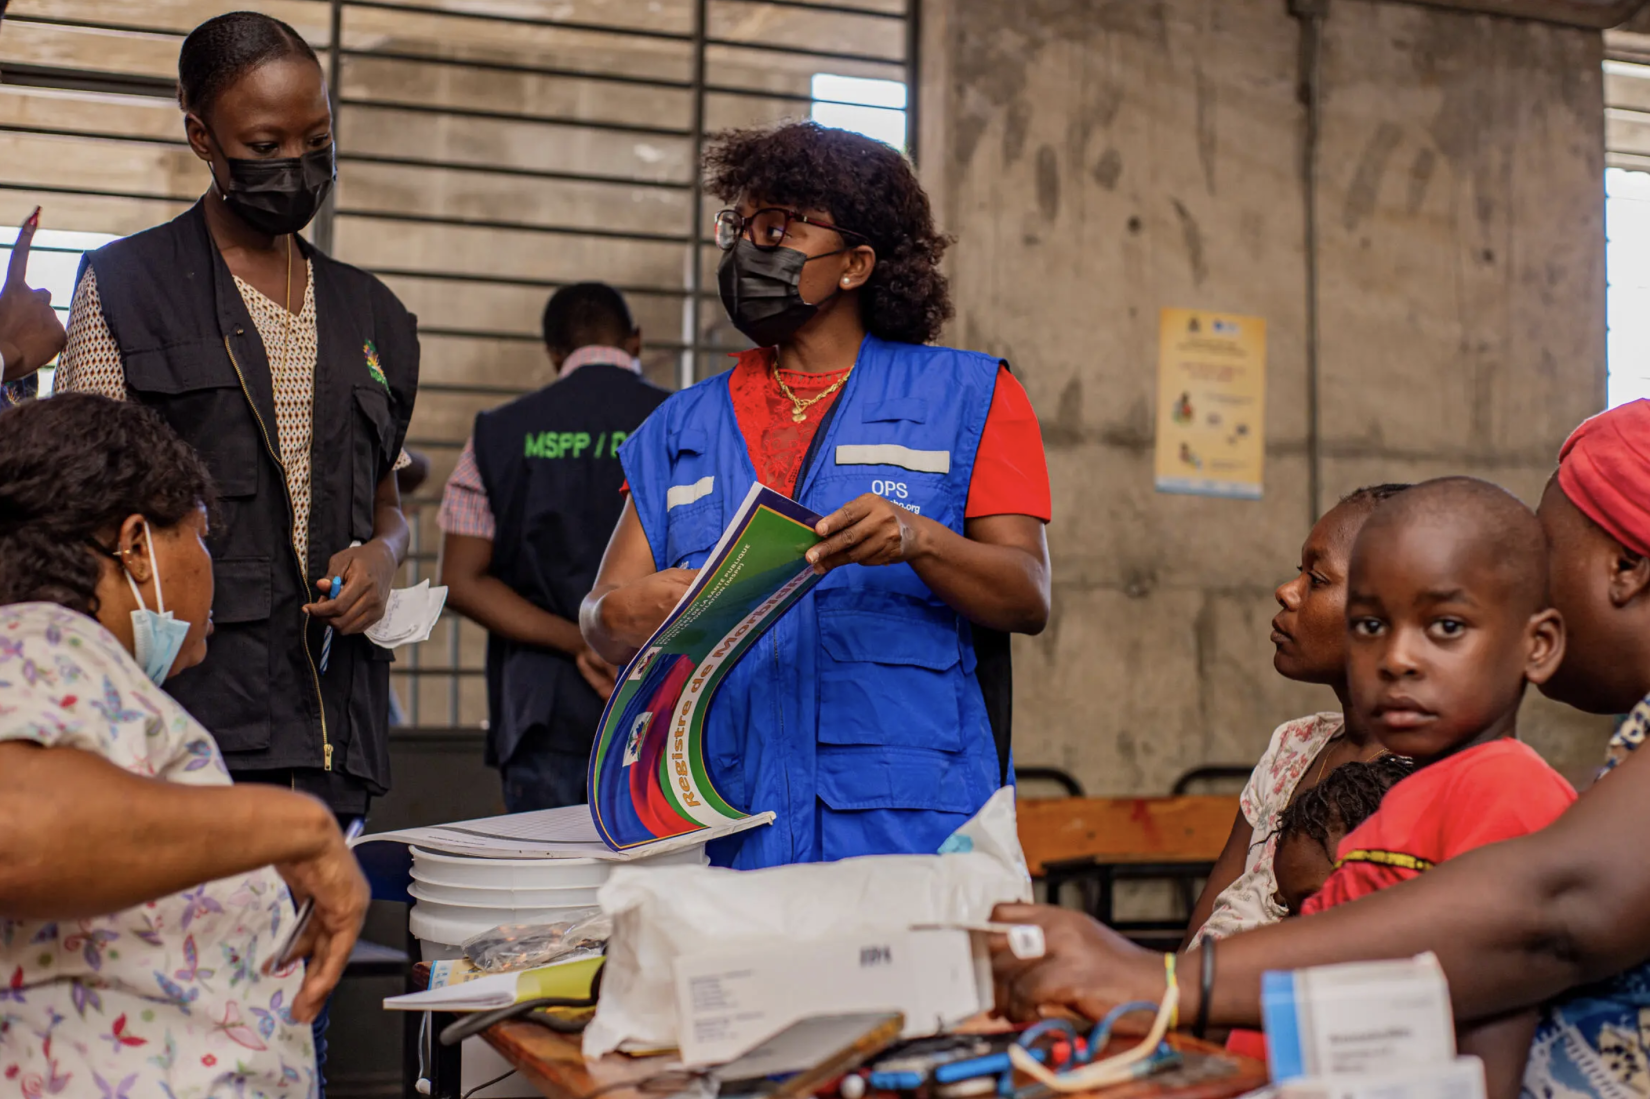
{"left": 471, "top": 362, "right": 668, "bottom": 767}
{"left": 83, "top": 202, "right": 419, "bottom": 792}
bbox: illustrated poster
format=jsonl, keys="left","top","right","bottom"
{"left": 1154, "top": 308, "right": 1267, "bottom": 499}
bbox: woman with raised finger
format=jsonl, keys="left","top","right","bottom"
{"left": 581, "top": 121, "right": 1052, "bottom": 869}
{"left": 53, "top": 12, "right": 418, "bottom": 820}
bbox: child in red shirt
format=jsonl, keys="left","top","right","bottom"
{"left": 1225, "top": 754, "right": 1418, "bottom": 1063}
{"left": 1299, "top": 476, "right": 1576, "bottom": 1098}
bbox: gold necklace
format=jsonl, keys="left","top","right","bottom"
{"left": 772, "top": 357, "right": 852, "bottom": 423}
{"left": 281, "top": 234, "right": 296, "bottom": 377}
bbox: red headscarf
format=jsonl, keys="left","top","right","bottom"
{"left": 1557, "top": 398, "right": 1650, "bottom": 557}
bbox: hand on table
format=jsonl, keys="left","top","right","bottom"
{"left": 304, "top": 540, "right": 399, "bottom": 634}
{"left": 0, "top": 209, "right": 67, "bottom": 381}
{"left": 806, "top": 493, "right": 925, "bottom": 574}
{"left": 270, "top": 820, "right": 370, "bottom": 1023}
{"left": 576, "top": 646, "right": 619, "bottom": 700}
{"left": 989, "top": 902, "right": 1165, "bottom": 1025}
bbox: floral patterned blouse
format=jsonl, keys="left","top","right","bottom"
{"left": 1190, "top": 712, "right": 1344, "bottom": 945}
{"left": 0, "top": 603, "right": 314, "bottom": 1099}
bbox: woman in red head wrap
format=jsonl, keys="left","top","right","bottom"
{"left": 987, "top": 399, "right": 1650, "bottom": 1099}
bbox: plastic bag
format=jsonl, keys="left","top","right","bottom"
{"left": 584, "top": 787, "right": 1032, "bottom": 1058}
{"left": 461, "top": 910, "right": 611, "bottom": 973}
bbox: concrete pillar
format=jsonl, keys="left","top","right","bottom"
{"left": 922, "top": 0, "right": 1611, "bottom": 792}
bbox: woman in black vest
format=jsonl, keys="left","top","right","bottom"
{"left": 55, "top": 12, "right": 418, "bottom": 817}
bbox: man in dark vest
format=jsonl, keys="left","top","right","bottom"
{"left": 439, "top": 283, "right": 668, "bottom": 810}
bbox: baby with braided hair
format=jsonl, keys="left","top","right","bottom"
{"left": 1269, "top": 754, "right": 1416, "bottom": 917}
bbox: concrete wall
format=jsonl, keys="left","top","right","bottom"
{"left": 921, "top": 0, "right": 1613, "bottom": 792}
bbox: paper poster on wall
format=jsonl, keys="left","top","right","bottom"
{"left": 1154, "top": 308, "right": 1267, "bottom": 499}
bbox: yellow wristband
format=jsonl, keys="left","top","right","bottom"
{"left": 1164, "top": 951, "right": 1180, "bottom": 1031}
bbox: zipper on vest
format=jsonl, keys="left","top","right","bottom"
{"left": 221, "top": 335, "right": 334, "bottom": 771}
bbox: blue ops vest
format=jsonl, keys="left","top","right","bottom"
{"left": 620, "top": 334, "right": 1005, "bottom": 869}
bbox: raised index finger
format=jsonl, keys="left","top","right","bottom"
{"left": 5, "top": 208, "right": 39, "bottom": 290}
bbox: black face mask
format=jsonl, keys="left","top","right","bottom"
{"left": 717, "top": 238, "right": 844, "bottom": 347}
{"left": 212, "top": 143, "right": 336, "bottom": 237}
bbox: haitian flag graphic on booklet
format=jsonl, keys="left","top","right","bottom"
{"left": 588, "top": 483, "right": 823, "bottom": 850}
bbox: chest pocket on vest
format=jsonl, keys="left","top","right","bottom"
{"left": 124, "top": 344, "right": 260, "bottom": 498}
{"left": 659, "top": 428, "right": 718, "bottom": 569}
{"left": 662, "top": 500, "right": 721, "bottom": 570}
{"left": 352, "top": 385, "right": 396, "bottom": 541}
{"left": 813, "top": 592, "right": 977, "bottom": 814}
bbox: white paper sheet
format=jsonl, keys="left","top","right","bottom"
{"left": 367, "top": 580, "right": 449, "bottom": 648}
{"left": 384, "top": 969, "right": 520, "bottom": 1011}
{"left": 353, "top": 805, "right": 778, "bottom": 903}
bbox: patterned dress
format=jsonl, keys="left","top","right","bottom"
{"left": 1191, "top": 712, "right": 1345, "bottom": 944}
{"left": 1524, "top": 694, "right": 1650, "bottom": 1099}
{"left": 0, "top": 603, "right": 314, "bottom": 1099}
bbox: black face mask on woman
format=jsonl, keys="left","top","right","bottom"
{"left": 717, "top": 238, "right": 846, "bottom": 347}
{"left": 211, "top": 142, "right": 336, "bottom": 237}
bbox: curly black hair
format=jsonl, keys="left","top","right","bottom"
{"left": 0, "top": 394, "right": 215, "bottom": 616}
{"left": 703, "top": 120, "right": 953, "bottom": 345}
{"left": 1274, "top": 754, "right": 1416, "bottom": 852}
{"left": 177, "top": 11, "right": 319, "bottom": 119}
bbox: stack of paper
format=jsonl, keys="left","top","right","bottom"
{"left": 383, "top": 954, "right": 604, "bottom": 1012}
{"left": 367, "top": 580, "right": 448, "bottom": 649}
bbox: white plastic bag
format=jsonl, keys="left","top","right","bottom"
{"left": 583, "top": 787, "right": 1032, "bottom": 1059}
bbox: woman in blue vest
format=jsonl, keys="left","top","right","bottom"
{"left": 582, "top": 121, "right": 1052, "bottom": 870}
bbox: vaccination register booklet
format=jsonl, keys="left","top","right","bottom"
{"left": 589, "top": 482, "right": 825, "bottom": 851}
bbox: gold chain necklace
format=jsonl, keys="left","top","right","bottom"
{"left": 281, "top": 234, "right": 296, "bottom": 377}
{"left": 771, "top": 356, "right": 852, "bottom": 423}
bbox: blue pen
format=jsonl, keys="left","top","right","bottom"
{"left": 318, "top": 574, "right": 341, "bottom": 673}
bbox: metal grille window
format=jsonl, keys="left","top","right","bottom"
{"left": 0, "top": 0, "right": 913, "bottom": 732}
{"left": 1605, "top": 45, "right": 1650, "bottom": 407}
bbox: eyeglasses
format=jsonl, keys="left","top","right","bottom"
{"left": 713, "top": 207, "right": 866, "bottom": 252}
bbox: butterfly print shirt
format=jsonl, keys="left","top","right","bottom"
{"left": 0, "top": 603, "right": 313, "bottom": 1098}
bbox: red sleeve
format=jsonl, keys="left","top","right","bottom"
{"left": 1433, "top": 742, "right": 1576, "bottom": 859}
{"left": 966, "top": 366, "right": 1052, "bottom": 520}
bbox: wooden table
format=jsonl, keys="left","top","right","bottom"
{"left": 483, "top": 1019, "right": 1268, "bottom": 1099}
{"left": 1017, "top": 796, "right": 1241, "bottom": 947}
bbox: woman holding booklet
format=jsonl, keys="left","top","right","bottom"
{"left": 581, "top": 121, "right": 1053, "bottom": 870}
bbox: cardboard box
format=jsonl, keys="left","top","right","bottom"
{"left": 1262, "top": 954, "right": 1457, "bottom": 1081}
{"left": 1279, "top": 1056, "right": 1487, "bottom": 1099}
{"left": 672, "top": 927, "right": 989, "bottom": 1067}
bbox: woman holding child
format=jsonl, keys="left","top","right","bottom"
{"left": 582, "top": 121, "right": 1052, "bottom": 870}
{"left": 993, "top": 397, "right": 1650, "bottom": 1097}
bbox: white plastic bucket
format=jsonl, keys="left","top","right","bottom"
{"left": 408, "top": 901, "right": 601, "bottom": 954}
{"left": 406, "top": 885, "right": 600, "bottom": 926}
{"left": 406, "top": 877, "right": 602, "bottom": 909}
{"left": 407, "top": 843, "right": 707, "bottom": 889}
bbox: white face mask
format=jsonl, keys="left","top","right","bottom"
{"left": 122, "top": 520, "right": 192, "bottom": 685}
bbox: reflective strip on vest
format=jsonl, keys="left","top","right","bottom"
{"left": 666, "top": 475, "right": 715, "bottom": 510}
{"left": 834, "top": 444, "right": 951, "bottom": 474}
